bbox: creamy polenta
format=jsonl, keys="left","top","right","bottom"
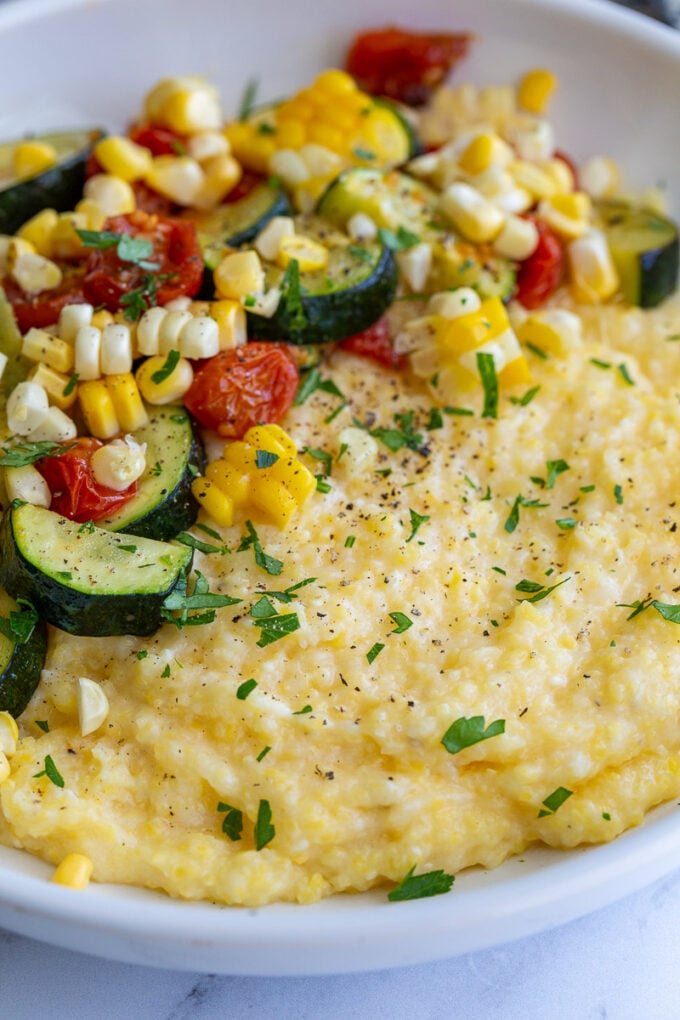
{"left": 3, "top": 292, "right": 680, "bottom": 905}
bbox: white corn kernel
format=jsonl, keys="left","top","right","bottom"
{"left": 568, "top": 229, "right": 619, "bottom": 302}
{"left": 440, "top": 182, "right": 505, "bottom": 244}
{"left": 188, "top": 130, "right": 230, "bottom": 163}
{"left": 269, "top": 149, "right": 310, "bottom": 187}
{"left": 505, "top": 117, "right": 555, "bottom": 162}
{"left": 163, "top": 296, "right": 192, "bottom": 313}
{"left": 90, "top": 435, "right": 147, "bottom": 492}
{"left": 76, "top": 676, "right": 110, "bottom": 737}
{"left": 492, "top": 186, "right": 533, "bottom": 214}
{"left": 28, "top": 362, "right": 77, "bottom": 408}
{"left": 0, "top": 235, "right": 34, "bottom": 275}
{"left": 6, "top": 380, "right": 49, "bottom": 435}
{"left": 337, "top": 426, "right": 379, "bottom": 474}
{"left": 347, "top": 212, "right": 378, "bottom": 243}
{"left": 396, "top": 242, "right": 432, "bottom": 292}
{"left": 492, "top": 215, "right": 540, "bottom": 260}
{"left": 59, "top": 303, "right": 94, "bottom": 342}
{"left": 244, "top": 287, "right": 282, "bottom": 319}
{"left": 83, "top": 174, "right": 136, "bottom": 216}
{"left": 255, "top": 216, "right": 296, "bottom": 261}
{"left": 580, "top": 156, "right": 620, "bottom": 199}
{"left": 0, "top": 712, "right": 18, "bottom": 755}
{"left": 406, "top": 151, "right": 440, "bottom": 178}
{"left": 508, "top": 160, "right": 556, "bottom": 201}
{"left": 145, "top": 156, "right": 204, "bottom": 206}
{"left": 11, "top": 252, "right": 62, "bottom": 295}
{"left": 136, "top": 307, "right": 167, "bottom": 357}
{"left": 4, "top": 463, "right": 52, "bottom": 507}
{"left": 459, "top": 328, "right": 522, "bottom": 375}
{"left": 299, "top": 143, "right": 342, "bottom": 179}
{"left": 74, "top": 325, "right": 102, "bottom": 380}
{"left": 27, "top": 406, "right": 77, "bottom": 443}
{"left": 179, "top": 316, "right": 220, "bottom": 359}
{"left": 159, "top": 310, "right": 193, "bottom": 353}
{"left": 427, "top": 287, "right": 481, "bottom": 319}
{"left": 192, "top": 154, "right": 242, "bottom": 210}
{"left": 100, "top": 323, "right": 133, "bottom": 375}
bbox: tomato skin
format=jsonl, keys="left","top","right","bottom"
{"left": 82, "top": 210, "right": 204, "bottom": 313}
{"left": 184, "top": 342, "right": 300, "bottom": 438}
{"left": 128, "top": 123, "right": 187, "bottom": 157}
{"left": 515, "top": 217, "right": 565, "bottom": 310}
{"left": 35, "top": 438, "right": 138, "bottom": 523}
{"left": 346, "top": 26, "right": 472, "bottom": 105}
{"left": 553, "top": 149, "right": 580, "bottom": 190}
{"left": 2, "top": 263, "right": 87, "bottom": 333}
{"left": 338, "top": 315, "right": 403, "bottom": 369}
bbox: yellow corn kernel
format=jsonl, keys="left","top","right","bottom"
{"left": 72, "top": 199, "right": 106, "bottom": 232}
{"left": 162, "top": 86, "right": 221, "bottom": 134}
{"left": 360, "top": 105, "right": 409, "bottom": 166}
{"left": 28, "top": 362, "right": 78, "bottom": 410}
{"left": 227, "top": 127, "right": 276, "bottom": 175}
{"left": 0, "top": 750, "right": 9, "bottom": 783}
{"left": 307, "top": 122, "right": 345, "bottom": 153}
{"left": 518, "top": 69, "right": 557, "bottom": 114}
{"left": 313, "top": 69, "right": 357, "bottom": 97}
{"left": 568, "top": 230, "right": 619, "bottom": 303}
{"left": 441, "top": 297, "right": 510, "bottom": 354}
{"left": 205, "top": 459, "right": 250, "bottom": 506}
{"left": 191, "top": 476, "right": 235, "bottom": 527}
{"left": 209, "top": 299, "right": 247, "bottom": 350}
{"left": 498, "top": 355, "right": 531, "bottom": 388}
{"left": 192, "top": 153, "right": 243, "bottom": 210}
{"left": 0, "top": 711, "right": 18, "bottom": 755}
{"left": 213, "top": 250, "right": 264, "bottom": 301}
{"left": 508, "top": 160, "right": 556, "bottom": 201}
{"left": 276, "top": 234, "right": 329, "bottom": 272}
{"left": 458, "top": 133, "right": 495, "bottom": 176}
{"left": 51, "top": 853, "right": 93, "bottom": 890}
{"left": 145, "top": 155, "right": 204, "bottom": 206}
{"left": 539, "top": 191, "right": 592, "bottom": 240}
{"left": 250, "top": 475, "right": 298, "bottom": 528}
{"left": 246, "top": 423, "right": 298, "bottom": 459}
{"left": 221, "top": 439, "right": 257, "bottom": 473}
{"left": 17, "top": 208, "right": 58, "bottom": 257}
{"left": 78, "top": 380, "right": 120, "bottom": 439}
{"left": 279, "top": 98, "right": 316, "bottom": 123}
{"left": 22, "top": 328, "right": 74, "bottom": 374}
{"left": 13, "top": 140, "right": 57, "bottom": 178}
{"left": 91, "top": 310, "right": 115, "bottom": 332}
{"left": 94, "top": 135, "right": 153, "bottom": 182}
{"left": 541, "top": 157, "right": 574, "bottom": 194}
{"left": 275, "top": 120, "right": 307, "bottom": 149}
{"left": 135, "top": 354, "right": 194, "bottom": 404}
{"left": 51, "top": 211, "right": 90, "bottom": 260}
{"left": 105, "top": 373, "right": 149, "bottom": 432}
{"left": 268, "top": 456, "right": 316, "bottom": 504}
{"left": 517, "top": 311, "right": 581, "bottom": 356}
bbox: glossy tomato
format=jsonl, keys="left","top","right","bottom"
{"left": 128, "top": 123, "right": 187, "bottom": 157}
{"left": 184, "top": 342, "right": 300, "bottom": 438}
{"left": 338, "top": 315, "right": 403, "bottom": 369}
{"left": 35, "top": 437, "right": 138, "bottom": 523}
{"left": 346, "top": 26, "right": 472, "bottom": 105}
{"left": 2, "top": 263, "right": 87, "bottom": 333}
{"left": 82, "top": 210, "right": 204, "bottom": 313}
{"left": 515, "top": 217, "right": 565, "bottom": 310}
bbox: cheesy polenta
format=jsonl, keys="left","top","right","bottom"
{"left": 1, "top": 55, "right": 680, "bottom": 906}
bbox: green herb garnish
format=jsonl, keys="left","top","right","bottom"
{"left": 477, "top": 351, "right": 498, "bottom": 419}
{"left": 441, "top": 715, "right": 505, "bottom": 754}
{"left": 238, "top": 520, "right": 283, "bottom": 576}
{"left": 217, "top": 802, "right": 243, "bottom": 841}
{"left": 237, "top": 678, "right": 258, "bottom": 700}
{"left": 538, "top": 786, "right": 573, "bottom": 817}
{"left": 254, "top": 798, "right": 275, "bottom": 850}
{"left": 387, "top": 865, "right": 455, "bottom": 902}
{"left": 34, "top": 754, "right": 64, "bottom": 788}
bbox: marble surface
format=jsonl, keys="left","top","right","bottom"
{"left": 2, "top": 2, "right": 680, "bottom": 1016}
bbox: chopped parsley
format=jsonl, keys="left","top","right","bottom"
{"left": 618, "top": 362, "right": 635, "bottom": 385}
{"left": 161, "top": 570, "right": 241, "bottom": 628}
{"left": 33, "top": 754, "right": 64, "bottom": 788}
{"left": 555, "top": 517, "right": 577, "bottom": 530}
{"left": 0, "top": 599, "right": 38, "bottom": 645}
{"left": 525, "top": 342, "right": 548, "bottom": 360}
{"left": 366, "top": 642, "right": 385, "bottom": 664}
{"left": 294, "top": 367, "right": 345, "bottom": 408}
{"left": 614, "top": 484, "right": 624, "bottom": 505}
{"left": 504, "top": 495, "right": 548, "bottom": 534}
{"left": 302, "top": 446, "right": 333, "bottom": 475}
{"left": 377, "top": 225, "right": 420, "bottom": 251}
{"left": 441, "top": 715, "right": 505, "bottom": 754}
{"left": 217, "top": 802, "right": 243, "bottom": 841}
{"left": 255, "top": 449, "right": 279, "bottom": 469}
{"left": 254, "top": 798, "right": 275, "bottom": 850}
{"left": 238, "top": 520, "right": 283, "bottom": 576}
{"left": 249, "top": 599, "right": 300, "bottom": 647}
{"left": 151, "top": 349, "right": 181, "bottom": 385}
{"left": 405, "top": 508, "right": 430, "bottom": 543}
{"left": 136, "top": 649, "right": 148, "bottom": 661}
{"left": 256, "top": 746, "right": 271, "bottom": 762}
{"left": 509, "top": 385, "right": 540, "bottom": 407}
{"left": 76, "top": 229, "right": 159, "bottom": 271}
{"left": 176, "top": 531, "right": 230, "bottom": 555}
{"left": 538, "top": 786, "right": 573, "bottom": 817}
{"left": 344, "top": 535, "right": 356, "bottom": 549}
{"left": 618, "top": 598, "right": 680, "bottom": 624}
{"left": 62, "top": 372, "right": 79, "bottom": 397}
{"left": 353, "top": 146, "right": 376, "bottom": 161}
{"left": 427, "top": 407, "right": 444, "bottom": 431}
{"left": 347, "top": 244, "right": 374, "bottom": 264}
{"left": 0, "top": 439, "right": 77, "bottom": 468}
{"left": 161, "top": 664, "right": 171, "bottom": 678}
{"left": 515, "top": 576, "right": 571, "bottom": 603}
{"left": 315, "top": 474, "right": 332, "bottom": 493}
{"left": 236, "top": 678, "right": 258, "bottom": 700}
{"left": 389, "top": 612, "right": 413, "bottom": 634}
{"left": 367, "top": 410, "right": 424, "bottom": 454}
{"left": 292, "top": 704, "right": 313, "bottom": 715}
{"left": 387, "top": 865, "right": 455, "bottom": 901}
{"left": 589, "top": 357, "right": 612, "bottom": 369}
{"left": 281, "top": 258, "right": 306, "bottom": 332}
{"left": 477, "top": 351, "right": 499, "bottom": 419}
{"left": 35, "top": 720, "right": 49, "bottom": 733}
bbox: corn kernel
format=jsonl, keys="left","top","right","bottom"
{"left": 206, "top": 459, "right": 250, "bottom": 506}
{"left": 313, "top": 69, "right": 357, "bottom": 97}
{"left": 439, "top": 183, "right": 505, "bottom": 244}
{"left": 22, "top": 328, "right": 74, "bottom": 373}
{"left": 458, "top": 133, "right": 495, "bottom": 176}
{"left": 0, "top": 751, "right": 9, "bottom": 784}
{"left": 193, "top": 154, "right": 243, "bottom": 210}
{"left": 17, "top": 207, "right": 58, "bottom": 257}
{"left": 84, "top": 174, "right": 136, "bottom": 216}
{"left": 508, "top": 160, "right": 556, "bottom": 201}
{"left": 498, "top": 355, "right": 531, "bottom": 388}
{"left": 538, "top": 192, "right": 592, "bottom": 240}
{"left": 13, "top": 140, "right": 57, "bottom": 178}
{"left": 27, "top": 362, "right": 78, "bottom": 410}
{"left": 76, "top": 676, "right": 110, "bottom": 736}
{"left": 95, "top": 136, "right": 153, "bottom": 182}
{"left": 0, "top": 711, "right": 19, "bottom": 754}
{"left": 517, "top": 310, "right": 583, "bottom": 355}
{"left": 518, "top": 69, "right": 558, "bottom": 114}
{"left": 246, "top": 423, "right": 298, "bottom": 459}
{"left": 106, "top": 373, "right": 149, "bottom": 431}
{"left": 4, "top": 463, "right": 51, "bottom": 507}
{"left": 191, "top": 476, "right": 235, "bottom": 526}
{"left": 209, "top": 300, "right": 247, "bottom": 350}
{"left": 11, "top": 252, "right": 62, "bottom": 295}
{"left": 51, "top": 853, "right": 94, "bottom": 890}
{"left": 24, "top": 405, "right": 77, "bottom": 444}
{"left": 492, "top": 215, "right": 540, "bottom": 260}
{"left": 50, "top": 212, "right": 89, "bottom": 259}
{"left": 275, "top": 120, "right": 307, "bottom": 149}
{"left": 135, "top": 354, "right": 194, "bottom": 404}
{"left": 78, "top": 379, "right": 120, "bottom": 439}
{"left": 250, "top": 475, "right": 298, "bottom": 528}
{"left": 568, "top": 229, "right": 619, "bottom": 303}
{"left": 74, "top": 198, "right": 108, "bottom": 231}
{"left": 213, "top": 250, "right": 264, "bottom": 301}
{"left": 145, "top": 156, "right": 204, "bottom": 206}
{"left": 276, "top": 234, "right": 329, "bottom": 272}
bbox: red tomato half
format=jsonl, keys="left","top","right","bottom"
{"left": 346, "top": 26, "right": 472, "bottom": 105}
{"left": 339, "top": 315, "right": 403, "bottom": 369}
{"left": 82, "top": 210, "right": 204, "bottom": 313}
{"left": 515, "top": 217, "right": 565, "bottom": 310}
{"left": 35, "top": 437, "right": 138, "bottom": 523}
{"left": 128, "top": 123, "right": 187, "bottom": 157}
{"left": 2, "top": 263, "right": 87, "bottom": 333}
{"left": 184, "top": 342, "right": 300, "bottom": 438}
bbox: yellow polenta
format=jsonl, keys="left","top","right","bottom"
{"left": 3, "top": 294, "right": 680, "bottom": 906}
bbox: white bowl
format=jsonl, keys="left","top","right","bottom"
{"left": 1, "top": 0, "right": 680, "bottom": 977}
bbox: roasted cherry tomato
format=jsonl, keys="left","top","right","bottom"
{"left": 82, "top": 210, "right": 204, "bottom": 313}
{"left": 223, "top": 171, "right": 264, "bottom": 203}
{"left": 184, "top": 342, "right": 300, "bottom": 438}
{"left": 338, "top": 315, "right": 403, "bottom": 369}
{"left": 346, "top": 26, "right": 472, "bottom": 105}
{"left": 515, "top": 217, "right": 565, "bottom": 310}
{"left": 35, "top": 437, "right": 138, "bottom": 523}
{"left": 128, "top": 123, "right": 188, "bottom": 157}
{"left": 2, "top": 263, "right": 87, "bottom": 333}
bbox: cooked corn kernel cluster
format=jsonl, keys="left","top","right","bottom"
{"left": 191, "top": 423, "right": 316, "bottom": 528}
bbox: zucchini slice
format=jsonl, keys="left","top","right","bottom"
{"left": 0, "top": 503, "right": 193, "bottom": 637}
{"left": 186, "top": 180, "right": 292, "bottom": 271}
{"left": 0, "top": 129, "right": 104, "bottom": 235}
{"left": 596, "top": 200, "right": 679, "bottom": 308}
{"left": 99, "top": 405, "right": 205, "bottom": 540}
{"left": 247, "top": 215, "right": 398, "bottom": 345}
{"left": 0, "top": 587, "right": 47, "bottom": 718}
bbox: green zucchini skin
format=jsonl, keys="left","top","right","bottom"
{"left": 247, "top": 218, "right": 398, "bottom": 345}
{"left": 0, "top": 503, "right": 193, "bottom": 637}
{"left": 0, "top": 129, "right": 104, "bottom": 235}
{"left": 99, "top": 406, "right": 205, "bottom": 541}
{"left": 596, "top": 200, "right": 679, "bottom": 308}
{"left": 0, "top": 587, "right": 47, "bottom": 718}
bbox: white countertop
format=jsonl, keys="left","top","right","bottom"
{"left": 3, "top": 865, "right": 680, "bottom": 1019}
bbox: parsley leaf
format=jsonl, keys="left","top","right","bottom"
{"left": 255, "top": 450, "right": 279, "bottom": 469}
{"left": 238, "top": 520, "right": 283, "bottom": 576}
{"left": 504, "top": 495, "right": 548, "bottom": 534}
{"left": 441, "top": 715, "right": 505, "bottom": 754}
{"left": 387, "top": 864, "right": 455, "bottom": 901}
{"left": 509, "top": 385, "right": 540, "bottom": 407}
{"left": 545, "top": 459, "right": 570, "bottom": 489}
{"left": 0, "top": 599, "right": 38, "bottom": 645}
{"left": 294, "top": 368, "right": 345, "bottom": 407}
{"left": 254, "top": 798, "right": 275, "bottom": 850}
{"left": 377, "top": 225, "right": 420, "bottom": 251}
{"left": 33, "top": 754, "right": 64, "bottom": 788}
{"left": 250, "top": 603, "right": 300, "bottom": 647}
{"left": 281, "top": 258, "right": 306, "bottom": 332}
{"left": 389, "top": 612, "right": 413, "bottom": 634}
{"left": 151, "top": 349, "right": 181, "bottom": 384}
{"left": 236, "top": 678, "right": 258, "bottom": 700}
{"left": 217, "top": 802, "right": 243, "bottom": 841}
{"left": 477, "top": 351, "right": 499, "bottom": 419}
{"left": 161, "top": 570, "right": 241, "bottom": 628}
{"left": 515, "top": 576, "right": 571, "bottom": 603}
{"left": 366, "top": 642, "right": 385, "bottom": 664}
{"left": 405, "top": 508, "right": 430, "bottom": 543}
{"left": 0, "top": 439, "right": 77, "bottom": 468}
{"left": 538, "top": 786, "right": 573, "bottom": 817}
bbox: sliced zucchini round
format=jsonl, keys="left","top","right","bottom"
{"left": 99, "top": 405, "right": 205, "bottom": 541}
{"left": 596, "top": 199, "right": 679, "bottom": 308}
{"left": 317, "top": 167, "right": 444, "bottom": 241}
{"left": 247, "top": 215, "right": 398, "bottom": 345}
{"left": 0, "top": 503, "right": 193, "bottom": 637}
{"left": 372, "top": 99, "right": 423, "bottom": 160}
{"left": 0, "top": 586, "right": 47, "bottom": 718}
{"left": 186, "top": 180, "right": 292, "bottom": 271}
{"left": 428, "top": 239, "right": 516, "bottom": 302}
{"left": 0, "top": 129, "right": 104, "bottom": 235}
